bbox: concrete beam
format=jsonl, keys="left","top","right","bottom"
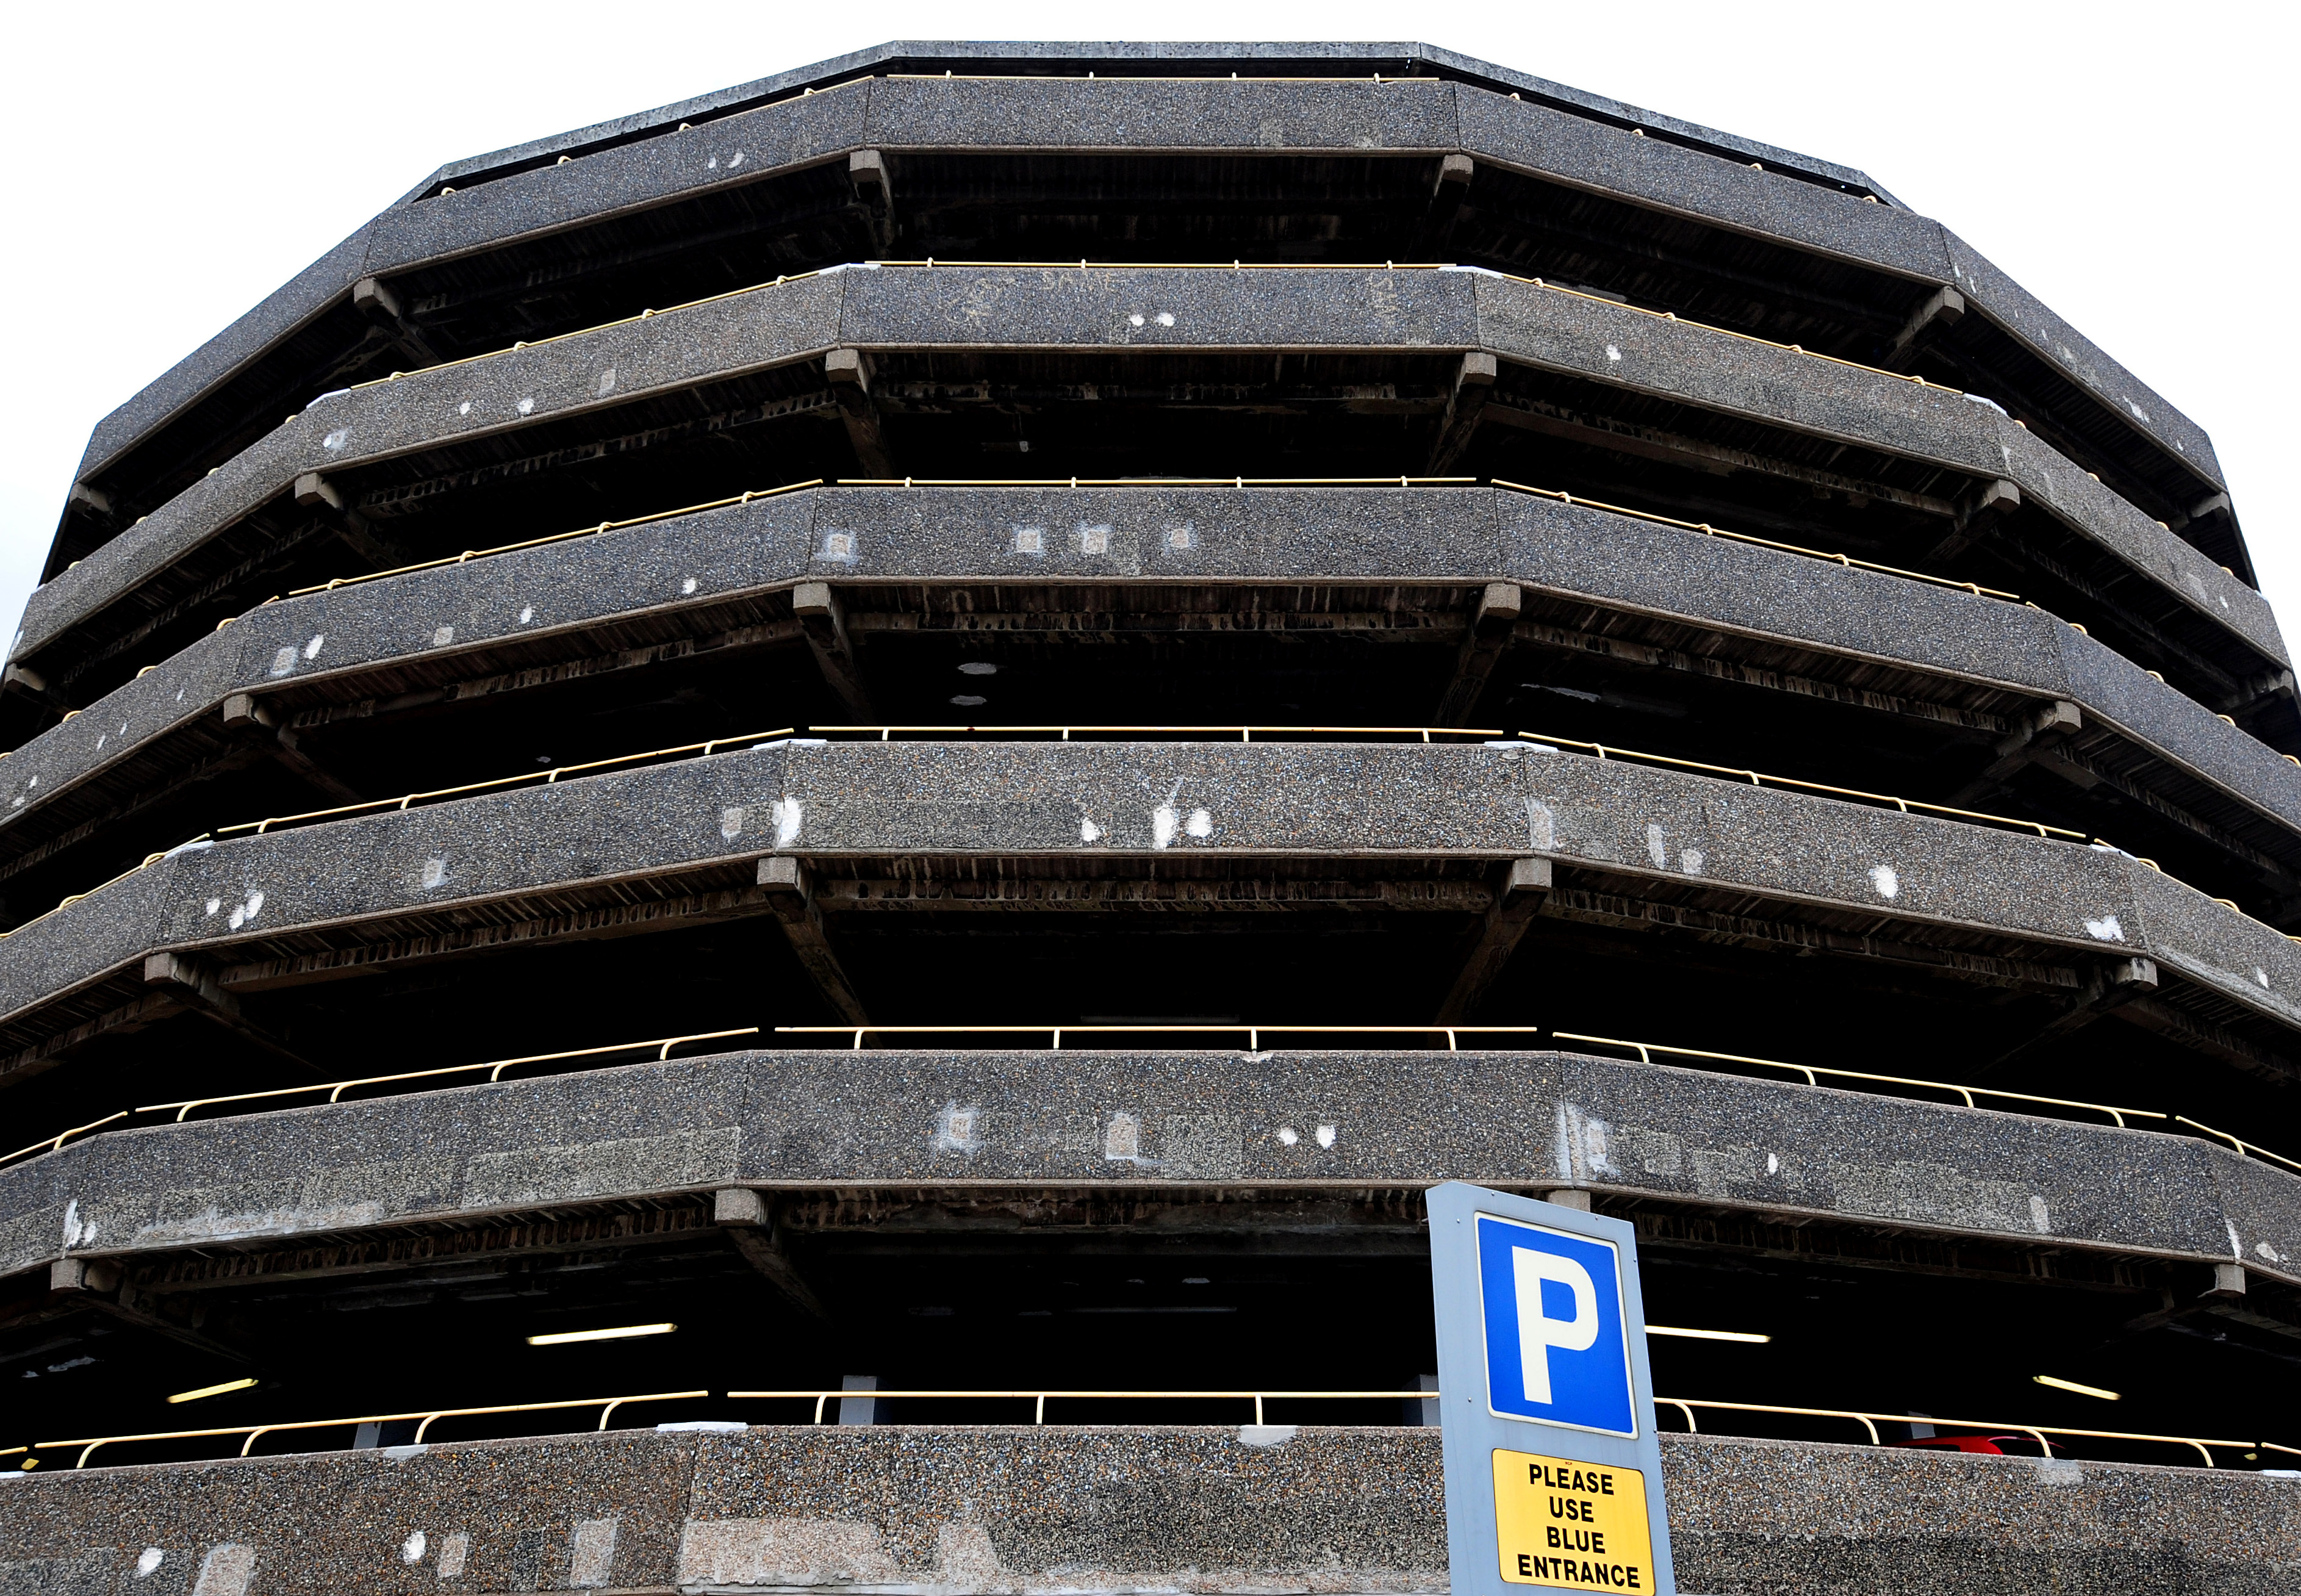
{"left": 349, "top": 275, "right": 443, "bottom": 367}
{"left": 1433, "top": 578, "right": 1519, "bottom": 725}
{"left": 849, "top": 149, "right": 893, "bottom": 256}
{"left": 1881, "top": 284, "right": 1966, "bottom": 372}
{"left": 1948, "top": 697, "right": 2083, "bottom": 805}
{"left": 1923, "top": 476, "right": 2021, "bottom": 566}
{"left": 716, "top": 1187, "right": 831, "bottom": 1320}
{"left": 290, "top": 470, "right": 413, "bottom": 570}
{"left": 1423, "top": 349, "right": 1496, "bottom": 473}
{"left": 1975, "top": 954, "right": 2159, "bottom": 1077}
{"left": 1434, "top": 857, "right": 1550, "bottom": 1021}
{"left": 140, "top": 952, "right": 316, "bottom": 1073}
{"left": 792, "top": 579, "right": 875, "bottom": 717}
{"left": 759, "top": 855, "right": 869, "bottom": 1025}
{"left": 221, "top": 691, "right": 363, "bottom": 807}
{"left": 825, "top": 347, "right": 895, "bottom": 477}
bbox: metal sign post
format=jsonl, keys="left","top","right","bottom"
{"left": 1428, "top": 1181, "right": 1676, "bottom": 1595}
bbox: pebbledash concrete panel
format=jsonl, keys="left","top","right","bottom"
{"left": 4, "top": 1426, "right": 2296, "bottom": 1595}
{"left": 69, "top": 61, "right": 2216, "bottom": 512}
{"left": 8, "top": 487, "right": 2297, "bottom": 874}
{"left": 4, "top": 1047, "right": 2297, "bottom": 1288}
{"left": 25, "top": 266, "right": 2267, "bottom": 676}
{"left": 4, "top": 741, "right": 2301, "bottom": 1046}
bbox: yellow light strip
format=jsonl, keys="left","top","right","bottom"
{"left": 2034, "top": 1374, "right": 2120, "bottom": 1401}
{"left": 167, "top": 1377, "right": 257, "bottom": 1404}
{"left": 1646, "top": 1326, "right": 1771, "bottom": 1344}
{"left": 526, "top": 1323, "right": 677, "bottom": 1346}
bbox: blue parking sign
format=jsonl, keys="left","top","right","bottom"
{"left": 1430, "top": 1183, "right": 1676, "bottom": 1596}
{"left": 1476, "top": 1214, "right": 1636, "bottom": 1437}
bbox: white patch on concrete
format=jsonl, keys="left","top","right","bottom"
{"left": 1277, "top": 1126, "right": 1299, "bottom": 1146}
{"left": 1152, "top": 803, "right": 1180, "bottom": 850}
{"left": 2228, "top": 1219, "right": 2245, "bottom": 1259}
{"left": 932, "top": 1101, "right": 984, "bottom": 1157}
{"left": 958, "top": 661, "right": 999, "bottom": 675}
{"left": 1238, "top": 1424, "right": 1298, "bottom": 1446}
{"left": 1526, "top": 797, "right": 1556, "bottom": 850}
{"left": 720, "top": 807, "right": 745, "bottom": 840}
{"left": 400, "top": 1531, "right": 426, "bottom": 1564}
{"left": 421, "top": 858, "right": 448, "bottom": 889}
{"left": 1080, "top": 816, "right": 1104, "bottom": 843}
{"left": 436, "top": 1534, "right": 469, "bottom": 1579}
{"left": 1645, "top": 824, "right": 1667, "bottom": 868}
{"left": 597, "top": 367, "right": 617, "bottom": 396}
{"left": 1604, "top": 343, "right": 1621, "bottom": 362}
{"left": 1130, "top": 314, "right": 1146, "bottom": 327}
{"left": 820, "top": 531, "right": 856, "bottom": 561}
{"left": 60, "top": 1199, "right": 87, "bottom": 1248}
{"left": 303, "top": 634, "right": 325, "bottom": 660}
{"left": 2257, "top": 1242, "right": 2287, "bottom": 1264}
{"left": 681, "top": 578, "right": 698, "bottom": 594}
{"left": 430, "top": 625, "right": 455, "bottom": 647}
{"left": 2256, "top": 968, "right": 2272, "bottom": 988}
{"left": 1185, "top": 808, "right": 1213, "bottom": 839}
{"left": 323, "top": 430, "right": 348, "bottom": 451}
{"left": 2127, "top": 398, "right": 2149, "bottom": 422}
{"left": 1868, "top": 864, "right": 1899, "bottom": 899}
{"left": 135, "top": 1549, "right": 165, "bottom": 1578}
{"left": 519, "top": 606, "right": 534, "bottom": 624}
{"left": 1680, "top": 848, "right": 1705, "bottom": 875}
{"left": 1013, "top": 527, "right": 1045, "bottom": 555}
{"left": 205, "top": 899, "right": 221, "bottom": 917}
{"left": 950, "top": 694, "right": 987, "bottom": 707}
{"left": 569, "top": 1518, "right": 619, "bottom": 1587}
{"left": 675, "top": 1519, "right": 898, "bottom": 1589}
{"left": 269, "top": 647, "right": 296, "bottom": 677}
{"left": 1155, "top": 312, "right": 1175, "bottom": 326}
{"left": 1166, "top": 523, "right": 1196, "bottom": 550}
{"left": 772, "top": 797, "right": 803, "bottom": 847}
{"left": 1077, "top": 523, "right": 1113, "bottom": 554}
{"left": 2083, "top": 915, "right": 2126, "bottom": 942}
{"left": 191, "top": 1544, "right": 257, "bottom": 1596}
{"left": 1104, "top": 1113, "right": 1144, "bottom": 1162}
{"left": 458, "top": 401, "right": 472, "bottom": 416}
{"left": 1765, "top": 1152, "right": 1779, "bottom": 1176}
{"left": 1315, "top": 1124, "right": 1337, "bottom": 1149}
{"left": 516, "top": 397, "right": 535, "bottom": 415}
{"left": 2029, "top": 1195, "right": 2053, "bottom": 1235}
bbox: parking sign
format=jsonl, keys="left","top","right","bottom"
{"left": 1429, "top": 1183, "right": 1676, "bottom": 1595}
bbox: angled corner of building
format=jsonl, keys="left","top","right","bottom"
{"left": 4, "top": 39, "right": 2299, "bottom": 1596}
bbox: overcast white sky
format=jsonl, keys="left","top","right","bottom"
{"left": 1, "top": 1, "right": 2291, "bottom": 645}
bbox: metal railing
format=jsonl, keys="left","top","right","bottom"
{"left": 214, "top": 728, "right": 804, "bottom": 836}
{"left": 262, "top": 472, "right": 2017, "bottom": 610}
{"left": 0, "top": 1028, "right": 758, "bottom": 1171}
{"left": 1551, "top": 1032, "right": 2166, "bottom": 1129}
{"left": 1655, "top": 1396, "right": 2300, "bottom": 1471}
{"left": 20, "top": 1018, "right": 2297, "bottom": 1185}
{"left": 728, "top": 1389, "right": 1433, "bottom": 1425}
{"left": 343, "top": 259, "right": 1946, "bottom": 399}
{"left": 778, "top": 1022, "right": 1546, "bottom": 1052}
{"left": 35, "top": 1390, "right": 707, "bottom": 1470}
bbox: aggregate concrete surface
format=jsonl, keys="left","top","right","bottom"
{"left": 4, "top": 1046, "right": 2296, "bottom": 1288}
{"left": 29, "top": 267, "right": 2261, "bottom": 670}
{"left": 3, "top": 1426, "right": 2296, "bottom": 1594}
{"left": 73, "top": 56, "right": 2216, "bottom": 505}
{"left": 4, "top": 738, "right": 2299, "bottom": 1051}
{"left": 7, "top": 489, "right": 2293, "bottom": 869}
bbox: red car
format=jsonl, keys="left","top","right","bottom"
{"left": 1889, "top": 1434, "right": 2062, "bottom": 1456}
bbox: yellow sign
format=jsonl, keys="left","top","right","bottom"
{"left": 1493, "top": 1448, "right": 1656, "bottom": 1591}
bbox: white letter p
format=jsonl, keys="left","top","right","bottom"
{"left": 1513, "top": 1248, "right": 1599, "bottom": 1404}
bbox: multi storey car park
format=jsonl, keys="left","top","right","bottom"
{"left": 4, "top": 41, "right": 2300, "bottom": 1594}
